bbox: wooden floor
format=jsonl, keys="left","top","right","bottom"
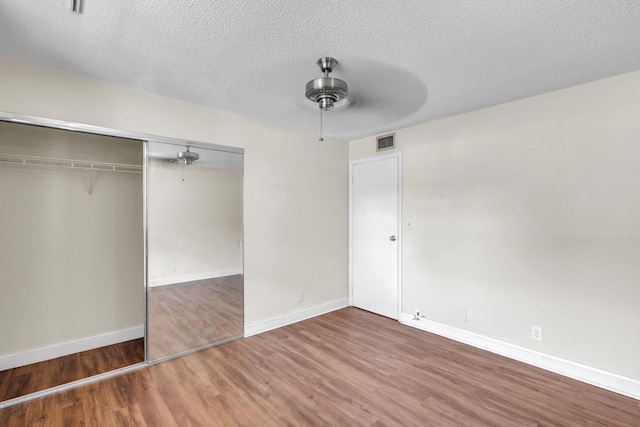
{"left": 1, "top": 307, "right": 638, "bottom": 426}
{"left": 147, "top": 275, "right": 244, "bottom": 360}
{"left": 0, "top": 338, "right": 144, "bottom": 402}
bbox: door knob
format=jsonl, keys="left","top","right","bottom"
{"left": 389, "top": 235, "right": 396, "bottom": 241}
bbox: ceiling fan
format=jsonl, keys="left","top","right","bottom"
{"left": 305, "top": 57, "right": 349, "bottom": 111}
{"left": 305, "top": 57, "right": 349, "bottom": 141}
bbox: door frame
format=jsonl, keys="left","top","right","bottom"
{"left": 349, "top": 152, "right": 402, "bottom": 320}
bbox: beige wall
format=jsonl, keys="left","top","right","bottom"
{"left": 350, "top": 70, "right": 640, "bottom": 380}
{"left": 0, "top": 121, "right": 143, "bottom": 355}
{"left": 0, "top": 58, "right": 349, "bottom": 325}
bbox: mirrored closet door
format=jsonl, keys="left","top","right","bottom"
{"left": 146, "top": 141, "right": 244, "bottom": 361}
{"left": 0, "top": 116, "right": 244, "bottom": 405}
{"left": 0, "top": 121, "right": 145, "bottom": 402}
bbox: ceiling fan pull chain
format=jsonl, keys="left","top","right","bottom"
{"left": 319, "top": 110, "right": 324, "bottom": 142}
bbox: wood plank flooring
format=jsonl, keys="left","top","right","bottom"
{"left": 0, "top": 338, "right": 144, "bottom": 402}
{"left": 147, "top": 275, "right": 244, "bottom": 360}
{"left": 1, "top": 307, "right": 638, "bottom": 426}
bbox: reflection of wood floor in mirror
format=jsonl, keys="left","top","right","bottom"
{"left": 1, "top": 308, "right": 638, "bottom": 426}
{"left": 0, "top": 339, "right": 144, "bottom": 402}
{"left": 147, "top": 275, "right": 244, "bottom": 360}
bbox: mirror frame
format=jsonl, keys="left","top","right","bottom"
{"left": 0, "top": 111, "right": 244, "bottom": 409}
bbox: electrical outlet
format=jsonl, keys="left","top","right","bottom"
{"left": 413, "top": 308, "right": 421, "bottom": 320}
{"left": 460, "top": 308, "right": 468, "bottom": 322}
{"left": 531, "top": 325, "right": 543, "bottom": 341}
{"left": 297, "top": 291, "right": 304, "bottom": 303}
{"left": 171, "top": 265, "right": 177, "bottom": 273}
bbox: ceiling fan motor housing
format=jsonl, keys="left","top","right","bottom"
{"left": 306, "top": 57, "right": 348, "bottom": 111}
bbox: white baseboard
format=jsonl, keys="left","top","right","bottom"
{"left": 0, "top": 326, "right": 144, "bottom": 371}
{"left": 400, "top": 313, "right": 640, "bottom": 400}
{"left": 245, "top": 298, "right": 349, "bottom": 337}
{"left": 148, "top": 268, "right": 243, "bottom": 287}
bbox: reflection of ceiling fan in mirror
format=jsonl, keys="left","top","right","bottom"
{"left": 153, "top": 146, "right": 200, "bottom": 165}
{"left": 175, "top": 147, "right": 199, "bottom": 181}
{"left": 176, "top": 147, "right": 199, "bottom": 165}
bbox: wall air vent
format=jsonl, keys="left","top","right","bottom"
{"left": 376, "top": 133, "right": 395, "bottom": 152}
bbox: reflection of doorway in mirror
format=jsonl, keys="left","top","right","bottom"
{"left": 0, "top": 121, "right": 145, "bottom": 402}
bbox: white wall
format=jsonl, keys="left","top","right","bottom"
{"left": 0, "top": 58, "right": 349, "bottom": 325}
{"left": 0, "top": 121, "right": 143, "bottom": 357}
{"left": 147, "top": 147, "right": 243, "bottom": 285}
{"left": 350, "top": 70, "right": 640, "bottom": 381}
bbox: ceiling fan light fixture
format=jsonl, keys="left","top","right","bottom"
{"left": 305, "top": 57, "right": 348, "bottom": 111}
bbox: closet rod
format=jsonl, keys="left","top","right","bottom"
{"left": 0, "top": 153, "right": 142, "bottom": 173}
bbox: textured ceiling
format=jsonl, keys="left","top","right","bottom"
{"left": 1, "top": 1, "right": 639, "bottom": 141}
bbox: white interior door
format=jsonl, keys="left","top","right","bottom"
{"left": 350, "top": 154, "right": 400, "bottom": 319}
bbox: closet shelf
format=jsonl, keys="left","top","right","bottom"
{"left": 0, "top": 153, "right": 142, "bottom": 173}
